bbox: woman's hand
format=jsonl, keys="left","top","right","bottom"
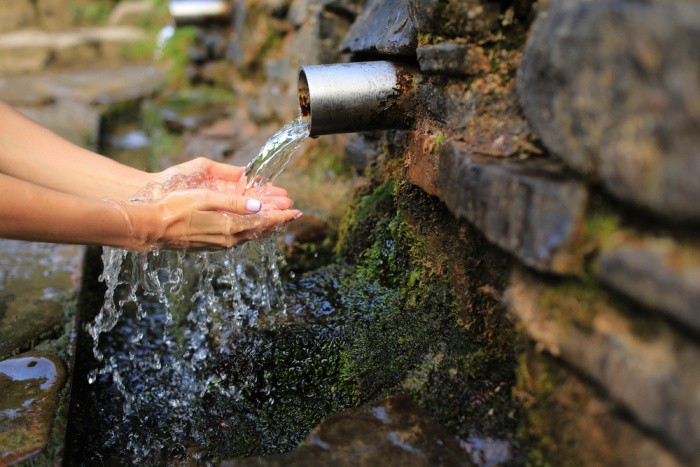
{"left": 122, "top": 188, "right": 301, "bottom": 251}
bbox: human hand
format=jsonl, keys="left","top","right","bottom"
{"left": 148, "top": 157, "right": 291, "bottom": 211}
{"left": 121, "top": 188, "right": 302, "bottom": 251}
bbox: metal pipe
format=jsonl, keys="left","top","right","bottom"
{"left": 168, "top": 0, "right": 231, "bottom": 25}
{"left": 298, "top": 61, "right": 419, "bottom": 137}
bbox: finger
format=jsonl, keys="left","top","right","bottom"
{"left": 260, "top": 195, "right": 293, "bottom": 211}
{"left": 237, "top": 209, "right": 302, "bottom": 232}
{"left": 196, "top": 190, "right": 263, "bottom": 214}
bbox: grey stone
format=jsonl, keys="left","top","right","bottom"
{"left": 598, "top": 237, "right": 700, "bottom": 334}
{"left": 517, "top": 0, "right": 700, "bottom": 221}
{"left": 340, "top": 0, "right": 417, "bottom": 57}
{"left": 0, "top": 352, "right": 66, "bottom": 465}
{"left": 0, "top": 240, "right": 84, "bottom": 359}
{"left": 418, "top": 42, "right": 491, "bottom": 76}
{"left": 436, "top": 141, "right": 588, "bottom": 274}
{"left": 344, "top": 133, "right": 381, "bottom": 173}
{"left": 221, "top": 396, "right": 472, "bottom": 466}
{"left": 508, "top": 267, "right": 700, "bottom": 460}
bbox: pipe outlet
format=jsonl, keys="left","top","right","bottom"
{"left": 298, "top": 61, "right": 418, "bottom": 137}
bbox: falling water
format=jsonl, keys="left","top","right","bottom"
{"left": 84, "top": 116, "right": 310, "bottom": 464}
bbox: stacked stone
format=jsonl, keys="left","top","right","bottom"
{"left": 0, "top": 0, "right": 152, "bottom": 76}
{"left": 339, "top": 0, "right": 700, "bottom": 464}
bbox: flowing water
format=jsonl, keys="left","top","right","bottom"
{"left": 80, "top": 116, "right": 310, "bottom": 464}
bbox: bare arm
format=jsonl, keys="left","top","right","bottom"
{"left": 0, "top": 172, "right": 301, "bottom": 250}
{"left": 0, "top": 102, "right": 154, "bottom": 200}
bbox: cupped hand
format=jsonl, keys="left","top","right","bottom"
{"left": 124, "top": 188, "right": 301, "bottom": 251}
{"left": 152, "top": 157, "right": 246, "bottom": 186}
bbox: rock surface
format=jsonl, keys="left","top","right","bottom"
{"left": 340, "top": 0, "right": 417, "bottom": 56}
{"left": 517, "top": 0, "right": 700, "bottom": 221}
{"left": 221, "top": 396, "right": 472, "bottom": 466}
{"left": 508, "top": 267, "right": 700, "bottom": 460}
{"left": 417, "top": 42, "right": 491, "bottom": 76}
{"left": 433, "top": 141, "right": 588, "bottom": 274}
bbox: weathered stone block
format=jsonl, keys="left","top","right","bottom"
{"left": 340, "top": 0, "right": 417, "bottom": 57}
{"left": 598, "top": 236, "right": 700, "bottom": 334}
{"left": 433, "top": 141, "right": 588, "bottom": 274}
{"left": 517, "top": 0, "right": 700, "bottom": 221}
{"left": 418, "top": 41, "right": 491, "bottom": 76}
{"left": 508, "top": 267, "right": 700, "bottom": 460}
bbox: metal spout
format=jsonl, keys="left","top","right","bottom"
{"left": 298, "top": 61, "right": 418, "bottom": 137}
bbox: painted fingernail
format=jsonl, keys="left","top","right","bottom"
{"left": 293, "top": 212, "right": 304, "bottom": 220}
{"left": 246, "top": 199, "right": 262, "bottom": 212}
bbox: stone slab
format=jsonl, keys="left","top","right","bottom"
{"left": 0, "top": 240, "right": 85, "bottom": 359}
{"left": 508, "top": 267, "right": 700, "bottom": 461}
{"left": 517, "top": 0, "right": 700, "bottom": 221}
{"left": 0, "top": 64, "right": 165, "bottom": 107}
{"left": 598, "top": 235, "right": 700, "bottom": 334}
{"left": 433, "top": 140, "right": 588, "bottom": 274}
{"left": 0, "top": 27, "right": 148, "bottom": 75}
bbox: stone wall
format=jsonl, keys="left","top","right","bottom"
{"left": 287, "top": 0, "right": 700, "bottom": 464}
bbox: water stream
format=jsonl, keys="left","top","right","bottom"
{"left": 81, "top": 116, "right": 310, "bottom": 464}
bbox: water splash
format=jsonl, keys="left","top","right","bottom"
{"left": 85, "top": 116, "right": 309, "bottom": 463}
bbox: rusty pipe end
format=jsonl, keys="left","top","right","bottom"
{"left": 298, "top": 61, "right": 418, "bottom": 137}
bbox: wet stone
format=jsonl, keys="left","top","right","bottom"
{"left": 517, "top": 0, "right": 700, "bottom": 221}
{"left": 435, "top": 141, "right": 588, "bottom": 274}
{"left": 0, "top": 240, "right": 84, "bottom": 359}
{"left": 340, "top": 0, "right": 417, "bottom": 57}
{"left": 0, "top": 351, "right": 66, "bottom": 465}
{"left": 417, "top": 42, "right": 491, "bottom": 76}
{"left": 221, "top": 396, "right": 473, "bottom": 466}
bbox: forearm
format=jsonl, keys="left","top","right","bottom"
{"left": 0, "top": 172, "right": 135, "bottom": 248}
{"left": 0, "top": 102, "right": 151, "bottom": 200}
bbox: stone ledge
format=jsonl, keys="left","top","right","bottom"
{"left": 0, "top": 27, "right": 147, "bottom": 75}
{"left": 426, "top": 140, "right": 588, "bottom": 274}
{"left": 517, "top": 349, "right": 683, "bottom": 467}
{"left": 508, "top": 267, "right": 700, "bottom": 461}
{"left": 597, "top": 234, "right": 700, "bottom": 335}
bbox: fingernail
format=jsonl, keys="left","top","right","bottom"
{"left": 293, "top": 212, "right": 304, "bottom": 220}
{"left": 246, "top": 199, "right": 262, "bottom": 212}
